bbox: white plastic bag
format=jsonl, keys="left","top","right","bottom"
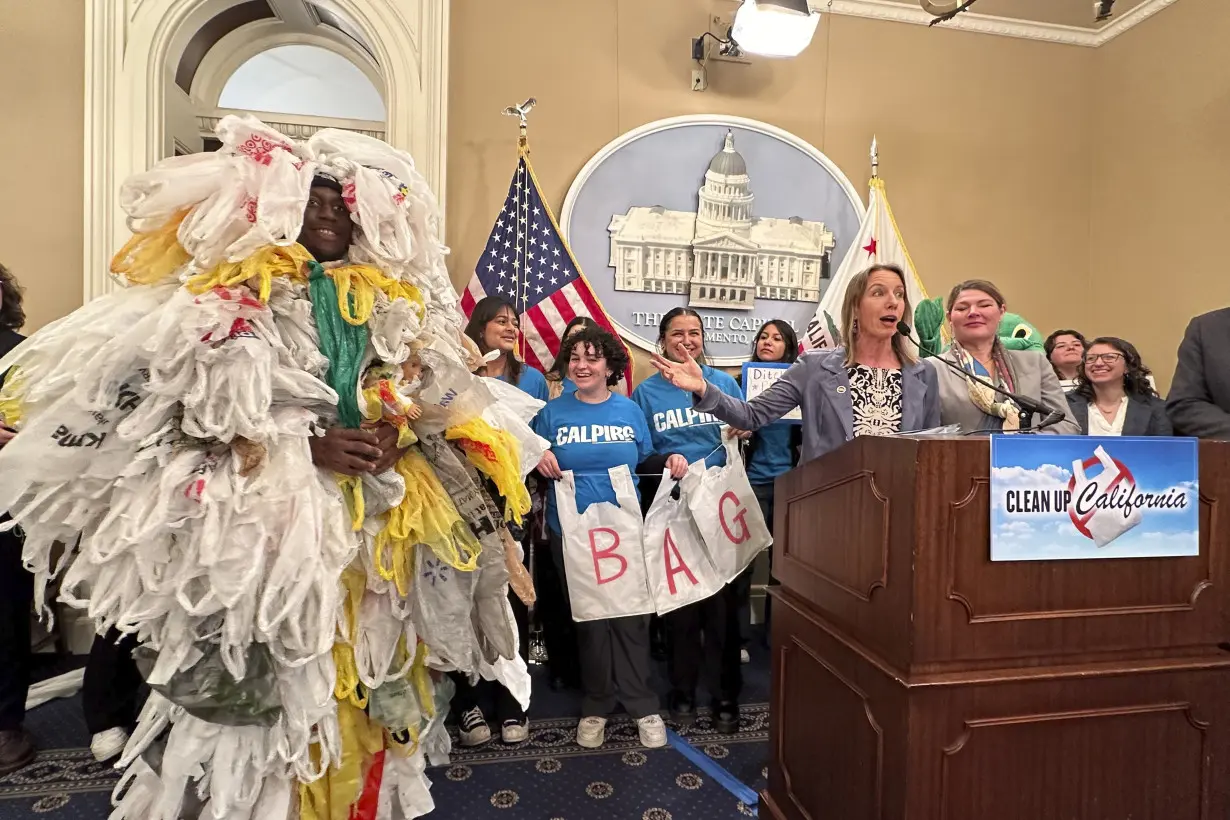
{"left": 554, "top": 466, "right": 653, "bottom": 622}
{"left": 642, "top": 471, "right": 724, "bottom": 615}
{"left": 480, "top": 376, "right": 549, "bottom": 478}
{"left": 681, "top": 436, "right": 772, "bottom": 583}
{"left": 1071, "top": 444, "right": 1141, "bottom": 547}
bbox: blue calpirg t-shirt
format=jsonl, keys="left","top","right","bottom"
{"left": 747, "top": 424, "right": 796, "bottom": 485}
{"left": 632, "top": 365, "right": 742, "bottom": 469}
{"left": 560, "top": 377, "right": 578, "bottom": 395}
{"left": 531, "top": 392, "right": 653, "bottom": 535}
{"left": 499, "top": 364, "right": 549, "bottom": 402}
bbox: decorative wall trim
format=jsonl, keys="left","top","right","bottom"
{"left": 190, "top": 21, "right": 385, "bottom": 109}
{"left": 825, "top": 0, "right": 1181, "bottom": 47}
{"left": 197, "top": 110, "right": 386, "bottom": 140}
{"left": 83, "top": 0, "right": 448, "bottom": 302}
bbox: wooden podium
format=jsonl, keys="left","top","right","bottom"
{"left": 761, "top": 436, "right": 1230, "bottom": 820}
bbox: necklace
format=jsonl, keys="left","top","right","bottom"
{"left": 1095, "top": 398, "right": 1121, "bottom": 420}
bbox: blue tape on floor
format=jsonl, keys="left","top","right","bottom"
{"left": 665, "top": 728, "right": 759, "bottom": 813}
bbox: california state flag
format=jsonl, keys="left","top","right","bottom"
{"left": 801, "top": 176, "right": 930, "bottom": 350}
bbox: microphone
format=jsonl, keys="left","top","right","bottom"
{"left": 896, "top": 321, "right": 1065, "bottom": 432}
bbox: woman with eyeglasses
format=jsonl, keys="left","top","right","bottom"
{"left": 1066, "top": 337, "right": 1171, "bottom": 436}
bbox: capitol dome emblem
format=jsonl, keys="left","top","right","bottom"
{"left": 561, "top": 116, "right": 865, "bottom": 364}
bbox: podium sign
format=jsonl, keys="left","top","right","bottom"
{"left": 989, "top": 435, "right": 1199, "bottom": 562}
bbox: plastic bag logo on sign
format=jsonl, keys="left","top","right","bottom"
{"left": 1067, "top": 445, "right": 1143, "bottom": 547}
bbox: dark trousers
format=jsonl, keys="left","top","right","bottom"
{"left": 449, "top": 587, "right": 530, "bottom": 724}
{"left": 83, "top": 629, "right": 143, "bottom": 735}
{"left": 449, "top": 674, "right": 525, "bottom": 724}
{"left": 753, "top": 482, "right": 778, "bottom": 643}
{"left": 530, "top": 538, "right": 579, "bottom": 685}
{"left": 549, "top": 531, "right": 658, "bottom": 720}
{"left": 665, "top": 581, "right": 743, "bottom": 705}
{"left": 0, "top": 527, "right": 31, "bottom": 732}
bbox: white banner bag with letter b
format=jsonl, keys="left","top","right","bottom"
{"left": 642, "top": 471, "right": 725, "bottom": 615}
{"left": 554, "top": 466, "right": 654, "bottom": 622}
{"left": 681, "top": 436, "right": 772, "bottom": 582}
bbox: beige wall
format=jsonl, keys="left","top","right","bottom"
{"left": 446, "top": 0, "right": 1096, "bottom": 381}
{"left": 0, "top": 0, "right": 84, "bottom": 332}
{"left": 1090, "top": 0, "right": 1230, "bottom": 393}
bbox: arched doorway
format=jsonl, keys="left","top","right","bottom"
{"left": 83, "top": 0, "right": 448, "bottom": 300}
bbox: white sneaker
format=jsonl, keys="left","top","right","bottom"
{"left": 458, "top": 706, "right": 491, "bottom": 747}
{"left": 501, "top": 719, "right": 529, "bottom": 744}
{"left": 576, "top": 716, "right": 607, "bottom": 749}
{"left": 90, "top": 728, "right": 128, "bottom": 763}
{"left": 636, "top": 714, "right": 668, "bottom": 749}
{"left": 740, "top": 648, "right": 751, "bottom": 664}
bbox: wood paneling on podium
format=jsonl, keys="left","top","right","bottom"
{"left": 762, "top": 437, "right": 1230, "bottom": 820}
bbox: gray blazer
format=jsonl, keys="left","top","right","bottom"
{"left": 692, "top": 347, "right": 941, "bottom": 464}
{"left": 927, "top": 348, "right": 1080, "bottom": 435}
{"left": 1166, "top": 308, "right": 1230, "bottom": 439}
{"left": 1066, "top": 393, "right": 1172, "bottom": 436}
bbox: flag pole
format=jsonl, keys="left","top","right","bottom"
{"left": 870, "top": 135, "right": 879, "bottom": 180}
{"left": 501, "top": 98, "right": 538, "bottom": 364}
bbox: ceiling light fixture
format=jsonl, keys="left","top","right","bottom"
{"left": 730, "top": 0, "right": 822, "bottom": 58}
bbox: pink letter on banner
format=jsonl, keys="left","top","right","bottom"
{"left": 589, "top": 527, "right": 628, "bottom": 585}
{"left": 663, "top": 527, "right": 699, "bottom": 595}
{"left": 718, "top": 491, "right": 751, "bottom": 544}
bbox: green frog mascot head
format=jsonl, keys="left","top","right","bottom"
{"left": 912, "top": 295, "right": 1044, "bottom": 357}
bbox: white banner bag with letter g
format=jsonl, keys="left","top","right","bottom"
{"left": 642, "top": 471, "right": 724, "bottom": 615}
{"left": 554, "top": 466, "right": 654, "bottom": 622}
{"left": 681, "top": 436, "right": 772, "bottom": 582}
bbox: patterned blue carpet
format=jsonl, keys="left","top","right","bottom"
{"left": 0, "top": 643, "right": 771, "bottom": 819}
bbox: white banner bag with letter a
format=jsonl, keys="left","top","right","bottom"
{"left": 681, "top": 437, "right": 772, "bottom": 582}
{"left": 554, "top": 466, "right": 654, "bottom": 622}
{"left": 642, "top": 471, "right": 725, "bottom": 615}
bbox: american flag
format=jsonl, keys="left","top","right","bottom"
{"left": 460, "top": 151, "right": 632, "bottom": 392}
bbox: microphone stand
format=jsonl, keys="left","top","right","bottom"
{"left": 897, "top": 322, "right": 1065, "bottom": 433}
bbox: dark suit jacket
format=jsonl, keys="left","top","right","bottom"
{"left": 1067, "top": 393, "right": 1172, "bottom": 436}
{"left": 1167, "top": 308, "right": 1230, "bottom": 439}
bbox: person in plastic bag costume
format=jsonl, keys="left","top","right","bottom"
{"left": 0, "top": 115, "right": 538, "bottom": 820}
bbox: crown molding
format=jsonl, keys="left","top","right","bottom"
{"left": 1091, "top": 0, "right": 1181, "bottom": 45}
{"left": 824, "top": 0, "right": 1180, "bottom": 47}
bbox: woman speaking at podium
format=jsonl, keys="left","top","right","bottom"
{"left": 651, "top": 264, "right": 941, "bottom": 463}
{"left": 930, "top": 280, "right": 1079, "bottom": 434}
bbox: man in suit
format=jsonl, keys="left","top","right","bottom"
{"left": 1167, "top": 308, "right": 1230, "bottom": 439}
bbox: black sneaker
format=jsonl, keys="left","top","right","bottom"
{"left": 0, "top": 729, "right": 34, "bottom": 775}
{"left": 713, "top": 700, "right": 740, "bottom": 735}
{"left": 668, "top": 691, "right": 696, "bottom": 728}
{"left": 458, "top": 706, "right": 491, "bottom": 747}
